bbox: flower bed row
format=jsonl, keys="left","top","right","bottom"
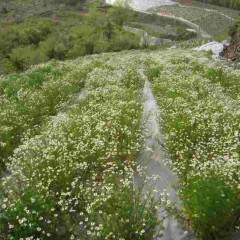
{"left": 0, "top": 52, "right": 160, "bottom": 239}
{"left": 144, "top": 49, "right": 240, "bottom": 239}
{"left": 150, "top": 5, "right": 234, "bottom": 36}
{"left": 0, "top": 55, "right": 107, "bottom": 172}
{"left": 189, "top": 60, "right": 240, "bottom": 104}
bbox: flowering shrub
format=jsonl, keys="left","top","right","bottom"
{"left": 0, "top": 55, "right": 106, "bottom": 172}
{"left": 0, "top": 53, "right": 161, "bottom": 239}
{"left": 181, "top": 175, "right": 239, "bottom": 239}
{"left": 0, "top": 189, "right": 56, "bottom": 239}
{"left": 2, "top": 47, "right": 239, "bottom": 239}
{"left": 144, "top": 49, "right": 240, "bottom": 238}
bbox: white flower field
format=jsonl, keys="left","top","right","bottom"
{"left": 0, "top": 48, "right": 239, "bottom": 239}
{"left": 145, "top": 49, "right": 240, "bottom": 239}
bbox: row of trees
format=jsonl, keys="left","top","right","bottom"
{"left": 195, "top": 0, "right": 240, "bottom": 10}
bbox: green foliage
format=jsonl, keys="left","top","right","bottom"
{"left": 109, "top": 30, "right": 140, "bottom": 52}
{"left": 229, "top": 21, "right": 240, "bottom": 38}
{"left": 0, "top": 18, "right": 54, "bottom": 47}
{"left": 0, "top": 54, "right": 162, "bottom": 239}
{"left": 0, "top": 58, "right": 99, "bottom": 172}
{"left": 0, "top": 67, "right": 51, "bottom": 97}
{"left": 84, "top": 6, "right": 105, "bottom": 28}
{"left": 8, "top": 46, "right": 48, "bottom": 72}
{"left": 0, "top": 18, "right": 53, "bottom": 73}
{"left": 145, "top": 49, "right": 240, "bottom": 239}
{"left": 107, "top": 2, "right": 133, "bottom": 26}
{"left": 0, "top": 189, "right": 55, "bottom": 240}
{"left": 98, "top": 186, "right": 160, "bottom": 240}
{"left": 200, "top": 67, "right": 240, "bottom": 100}
{"left": 176, "top": 27, "right": 198, "bottom": 41}
{"left": 181, "top": 176, "right": 240, "bottom": 239}
{"left": 0, "top": 8, "right": 141, "bottom": 74}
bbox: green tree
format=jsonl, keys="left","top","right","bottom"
{"left": 107, "top": 0, "right": 133, "bottom": 26}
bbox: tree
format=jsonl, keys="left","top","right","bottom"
{"left": 84, "top": 6, "right": 106, "bottom": 35}
{"left": 104, "top": 19, "right": 114, "bottom": 40}
{"left": 107, "top": 0, "right": 133, "bottom": 27}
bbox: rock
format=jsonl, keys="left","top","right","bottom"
{"left": 222, "top": 40, "right": 230, "bottom": 47}
{"left": 194, "top": 41, "right": 224, "bottom": 57}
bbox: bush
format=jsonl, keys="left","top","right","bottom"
{"left": 0, "top": 67, "right": 52, "bottom": 97}
{"left": 0, "top": 29, "right": 15, "bottom": 58}
{"left": 176, "top": 27, "right": 198, "bottom": 41}
{"left": 0, "top": 189, "right": 57, "bottom": 240}
{"left": 111, "top": 30, "right": 140, "bottom": 52}
{"left": 9, "top": 46, "right": 48, "bottom": 72}
{"left": 0, "top": 58, "right": 16, "bottom": 75}
{"left": 0, "top": 9, "right": 142, "bottom": 74}
{"left": 181, "top": 176, "right": 240, "bottom": 240}
{"left": 107, "top": 2, "right": 133, "bottom": 26}
{"left": 13, "top": 18, "right": 54, "bottom": 46}
{"left": 39, "top": 32, "right": 71, "bottom": 60}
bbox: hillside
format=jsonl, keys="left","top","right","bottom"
{"left": 0, "top": 2, "right": 197, "bottom": 75}
{"left": 0, "top": 1, "right": 240, "bottom": 240}
{"left": 149, "top": 3, "right": 238, "bottom": 37}
{"left": 0, "top": 48, "right": 240, "bottom": 239}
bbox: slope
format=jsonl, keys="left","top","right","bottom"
{"left": 0, "top": 48, "right": 239, "bottom": 240}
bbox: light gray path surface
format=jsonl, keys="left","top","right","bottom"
{"left": 135, "top": 66, "right": 194, "bottom": 240}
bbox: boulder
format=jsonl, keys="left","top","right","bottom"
{"left": 194, "top": 41, "right": 224, "bottom": 57}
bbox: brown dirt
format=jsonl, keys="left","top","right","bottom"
{"left": 223, "top": 32, "right": 240, "bottom": 61}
